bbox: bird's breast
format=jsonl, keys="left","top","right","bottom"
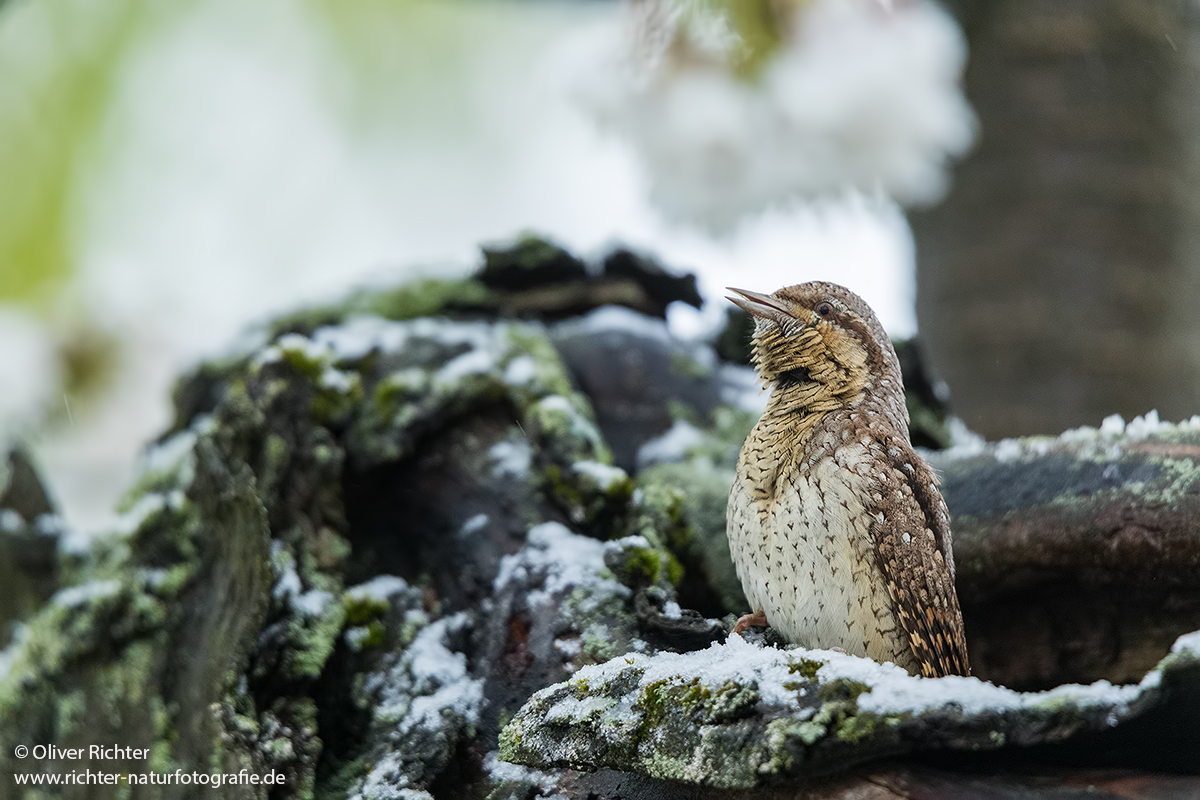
{"left": 727, "top": 442, "right": 914, "bottom": 669}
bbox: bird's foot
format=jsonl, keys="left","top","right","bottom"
{"left": 732, "top": 610, "right": 769, "bottom": 635}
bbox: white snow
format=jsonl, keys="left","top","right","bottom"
{"left": 483, "top": 750, "right": 566, "bottom": 797}
{"left": 312, "top": 316, "right": 497, "bottom": 363}
{"left": 636, "top": 419, "right": 705, "bottom": 468}
{"left": 52, "top": 579, "right": 122, "bottom": 608}
{"left": 554, "top": 637, "right": 583, "bottom": 658}
{"left": 555, "top": 305, "right": 674, "bottom": 345}
{"left": 940, "top": 417, "right": 987, "bottom": 458}
{"left": 572, "top": 460, "right": 629, "bottom": 491}
{"left": 0, "top": 509, "right": 20, "bottom": 532}
{"left": 460, "top": 514, "right": 490, "bottom": 536}
{"left": 818, "top": 649, "right": 1150, "bottom": 717}
{"left": 1171, "top": 630, "right": 1200, "bottom": 657}
{"left": 293, "top": 589, "right": 334, "bottom": 617}
{"left": 940, "top": 411, "right": 1200, "bottom": 468}
{"left": 1126, "top": 410, "right": 1166, "bottom": 440}
{"left": 494, "top": 522, "right": 630, "bottom": 613}
{"left": 345, "top": 575, "right": 411, "bottom": 603}
{"left": 320, "top": 366, "right": 356, "bottom": 393}
{"left": 993, "top": 438, "right": 1022, "bottom": 464}
{"left": 437, "top": 348, "right": 496, "bottom": 383}
{"left": 546, "top": 633, "right": 811, "bottom": 720}
{"left": 136, "top": 426, "right": 198, "bottom": 486}
{"left": 531, "top": 395, "right": 605, "bottom": 453}
{"left": 536, "top": 628, "right": 1189, "bottom": 732}
{"left": 489, "top": 438, "right": 532, "bottom": 480}
{"left": 1100, "top": 414, "right": 1127, "bottom": 437}
{"left": 366, "top": 612, "right": 484, "bottom": 738}
{"left": 535, "top": 395, "right": 575, "bottom": 415}
{"left": 271, "top": 546, "right": 303, "bottom": 603}
{"left": 111, "top": 491, "right": 182, "bottom": 537}
{"left": 503, "top": 355, "right": 538, "bottom": 386}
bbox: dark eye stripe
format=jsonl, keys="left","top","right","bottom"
{"left": 777, "top": 367, "right": 811, "bottom": 386}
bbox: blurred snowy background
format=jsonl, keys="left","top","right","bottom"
{"left": 0, "top": 0, "right": 973, "bottom": 531}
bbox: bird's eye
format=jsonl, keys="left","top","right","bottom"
{"left": 817, "top": 303, "right": 833, "bottom": 317}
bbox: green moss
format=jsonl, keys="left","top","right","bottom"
{"left": 640, "top": 677, "right": 758, "bottom": 730}
{"left": 641, "top": 677, "right": 708, "bottom": 726}
{"left": 503, "top": 327, "right": 575, "bottom": 400}
{"left": 581, "top": 622, "right": 625, "bottom": 663}
{"left": 1140, "top": 456, "right": 1200, "bottom": 505}
{"left": 287, "top": 601, "right": 348, "bottom": 680}
{"left": 362, "top": 621, "right": 386, "bottom": 649}
{"left": 398, "top": 609, "right": 429, "bottom": 649}
{"left": 343, "top": 594, "right": 390, "bottom": 626}
{"left": 795, "top": 717, "right": 827, "bottom": 746}
{"left": 56, "top": 689, "right": 87, "bottom": 738}
{"left": 116, "top": 462, "right": 194, "bottom": 513}
{"left": 372, "top": 369, "right": 429, "bottom": 422}
{"left": 786, "top": 657, "right": 826, "bottom": 683}
{"left": 816, "top": 677, "right": 870, "bottom": 704}
{"left": 834, "top": 709, "right": 896, "bottom": 744}
{"left": 497, "top": 716, "right": 523, "bottom": 759}
{"left": 611, "top": 542, "right": 684, "bottom": 590}
{"left": 629, "top": 482, "right": 690, "bottom": 552}
{"left": 268, "top": 277, "right": 495, "bottom": 339}
{"left": 312, "top": 371, "right": 364, "bottom": 423}
{"left": 545, "top": 464, "right": 584, "bottom": 508}
{"left": 626, "top": 547, "right": 663, "bottom": 585}
{"left": 664, "top": 553, "right": 684, "bottom": 587}
{"left": 365, "top": 278, "right": 493, "bottom": 320}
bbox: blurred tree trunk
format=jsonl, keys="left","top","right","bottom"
{"left": 911, "top": 1, "right": 1200, "bottom": 439}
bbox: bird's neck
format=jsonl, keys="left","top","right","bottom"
{"left": 740, "top": 327, "right": 875, "bottom": 506}
{"left": 752, "top": 327, "right": 870, "bottom": 425}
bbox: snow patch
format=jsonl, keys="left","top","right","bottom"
{"left": 503, "top": 354, "right": 538, "bottom": 386}
{"left": 312, "top": 315, "right": 496, "bottom": 363}
{"left": 534, "top": 627, "right": 1187, "bottom": 735}
{"left": 53, "top": 579, "right": 122, "bottom": 608}
{"left": 460, "top": 513, "right": 490, "bottom": 536}
{"left": 438, "top": 348, "right": 496, "bottom": 383}
{"left": 495, "top": 522, "right": 630, "bottom": 613}
{"left": 572, "top": 460, "right": 629, "bottom": 491}
{"left": 554, "top": 305, "right": 673, "bottom": 345}
{"left": 346, "top": 575, "right": 411, "bottom": 602}
{"left": 484, "top": 750, "right": 566, "bottom": 797}
{"left": 490, "top": 437, "right": 532, "bottom": 479}
{"left": 366, "top": 612, "right": 484, "bottom": 737}
{"left": 636, "top": 419, "right": 705, "bottom": 468}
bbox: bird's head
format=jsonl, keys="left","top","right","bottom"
{"left": 727, "top": 281, "right": 903, "bottom": 417}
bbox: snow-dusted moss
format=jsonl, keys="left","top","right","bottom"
{"left": 501, "top": 630, "right": 1200, "bottom": 789}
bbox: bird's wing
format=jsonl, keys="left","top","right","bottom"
{"left": 867, "top": 440, "right": 970, "bottom": 677}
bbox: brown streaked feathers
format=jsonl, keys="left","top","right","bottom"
{"left": 726, "top": 281, "right": 969, "bottom": 678}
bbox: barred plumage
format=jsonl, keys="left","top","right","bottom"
{"left": 725, "top": 282, "right": 969, "bottom": 678}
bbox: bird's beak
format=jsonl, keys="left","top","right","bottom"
{"left": 726, "top": 287, "right": 796, "bottom": 326}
